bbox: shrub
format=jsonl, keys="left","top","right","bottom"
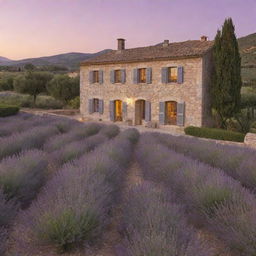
{"left": 121, "top": 183, "right": 211, "bottom": 256}
{"left": 0, "top": 150, "right": 48, "bottom": 207}
{"left": 156, "top": 133, "right": 256, "bottom": 192}
{"left": 43, "top": 123, "right": 103, "bottom": 152}
{"left": 100, "top": 124, "right": 120, "bottom": 138}
{"left": 136, "top": 134, "right": 256, "bottom": 255}
{"left": 0, "top": 104, "right": 19, "bottom": 117}
{"left": 0, "top": 125, "right": 59, "bottom": 160}
{"left": 184, "top": 126, "right": 245, "bottom": 142}
{"left": 16, "top": 129, "right": 137, "bottom": 252}
{"left": 0, "top": 227, "right": 7, "bottom": 255}
{"left": 51, "top": 134, "right": 107, "bottom": 167}
{"left": 68, "top": 96, "right": 80, "bottom": 109}
{"left": 0, "top": 189, "right": 18, "bottom": 227}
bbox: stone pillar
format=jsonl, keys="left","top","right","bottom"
{"left": 244, "top": 133, "right": 256, "bottom": 148}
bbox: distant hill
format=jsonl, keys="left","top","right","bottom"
{"left": 0, "top": 50, "right": 111, "bottom": 70}
{"left": 238, "top": 33, "right": 256, "bottom": 83}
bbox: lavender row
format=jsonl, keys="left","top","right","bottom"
{"left": 119, "top": 183, "right": 211, "bottom": 256}
{"left": 14, "top": 129, "right": 139, "bottom": 253}
{"left": 136, "top": 134, "right": 256, "bottom": 256}
{"left": 0, "top": 125, "right": 59, "bottom": 160}
{"left": 155, "top": 133, "right": 256, "bottom": 191}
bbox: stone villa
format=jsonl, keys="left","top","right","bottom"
{"left": 80, "top": 37, "right": 213, "bottom": 127}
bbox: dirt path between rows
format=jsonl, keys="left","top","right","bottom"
{"left": 89, "top": 160, "right": 143, "bottom": 256}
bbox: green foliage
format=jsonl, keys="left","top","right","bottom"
{"left": 24, "top": 63, "right": 36, "bottom": 71}
{"left": 37, "top": 209, "right": 98, "bottom": 252}
{"left": 0, "top": 104, "right": 19, "bottom": 117}
{"left": 0, "top": 73, "right": 17, "bottom": 91}
{"left": 47, "top": 75, "right": 79, "bottom": 103}
{"left": 14, "top": 71, "right": 53, "bottom": 104}
{"left": 68, "top": 96, "right": 80, "bottom": 109}
{"left": 184, "top": 126, "right": 245, "bottom": 142}
{"left": 234, "top": 109, "right": 256, "bottom": 133}
{"left": 0, "top": 92, "right": 63, "bottom": 109}
{"left": 212, "top": 18, "right": 242, "bottom": 128}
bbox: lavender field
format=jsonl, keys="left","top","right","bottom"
{"left": 0, "top": 113, "right": 256, "bottom": 256}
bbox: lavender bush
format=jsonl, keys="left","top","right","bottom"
{"left": 0, "top": 150, "right": 48, "bottom": 207}
{"left": 50, "top": 133, "right": 108, "bottom": 167}
{"left": 155, "top": 133, "right": 256, "bottom": 191}
{"left": 0, "top": 227, "right": 7, "bottom": 255}
{"left": 99, "top": 124, "right": 120, "bottom": 138}
{"left": 0, "top": 125, "right": 59, "bottom": 160}
{"left": 121, "top": 183, "right": 211, "bottom": 256}
{"left": 0, "top": 189, "right": 18, "bottom": 227}
{"left": 136, "top": 134, "right": 256, "bottom": 255}
{"left": 16, "top": 129, "right": 138, "bottom": 252}
{"left": 43, "top": 122, "right": 103, "bottom": 152}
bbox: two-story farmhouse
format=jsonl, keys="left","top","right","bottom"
{"left": 80, "top": 37, "right": 213, "bottom": 127}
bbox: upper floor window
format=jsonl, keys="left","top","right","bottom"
{"left": 89, "top": 70, "right": 103, "bottom": 84}
{"left": 138, "top": 68, "right": 146, "bottom": 83}
{"left": 114, "top": 70, "right": 122, "bottom": 83}
{"left": 168, "top": 67, "right": 178, "bottom": 83}
{"left": 93, "top": 71, "right": 99, "bottom": 83}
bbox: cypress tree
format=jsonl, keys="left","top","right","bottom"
{"left": 212, "top": 18, "right": 242, "bottom": 128}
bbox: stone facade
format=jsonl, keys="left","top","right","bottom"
{"left": 80, "top": 54, "right": 213, "bottom": 127}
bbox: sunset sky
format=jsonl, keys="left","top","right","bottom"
{"left": 0, "top": 0, "right": 255, "bottom": 60}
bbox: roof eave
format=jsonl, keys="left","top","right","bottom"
{"left": 80, "top": 54, "right": 206, "bottom": 67}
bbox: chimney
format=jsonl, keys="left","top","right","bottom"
{"left": 163, "top": 40, "right": 169, "bottom": 47}
{"left": 200, "top": 35, "right": 208, "bottom": 42}
{"left": 117, "top": 38, "right": 125, "bottom": 50}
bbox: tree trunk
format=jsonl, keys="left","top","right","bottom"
{"left": 33, "top": 94, "right": 37, "bottom": 107}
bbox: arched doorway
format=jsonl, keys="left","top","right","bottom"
{"left": 114, "top": 100, "right": 122, "bottom": 121}
{"left": 165, "top": 101, "right": 177, "bottom": 125}
{"left": 135, "top": 99, "right": 145, "bottom": 125}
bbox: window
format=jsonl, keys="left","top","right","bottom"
{"left": 93, "top": 98, "right": 99, "bottom": 112}
{"left": 168, "top": 67, "right": 178, "bottom": 83}
{"left": 114, "top": 70, "right": 122, "bottom": 83}
{"left": 93, "top": 71, "right": 99, "bottom": 83}
{"left": 138, "top": 68, "right": 146, "bottom": 83}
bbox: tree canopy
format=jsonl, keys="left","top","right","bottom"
{"left": 211, "top": 18, "right": 242, "bottom": 128}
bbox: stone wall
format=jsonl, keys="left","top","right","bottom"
{"left": 245, "top": 133, "right": 256, "bottom": 148}
{"left": 80, "top": 57, "right": 211, "bottom": 127}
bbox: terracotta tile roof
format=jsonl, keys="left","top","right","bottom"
{"left": 81, "top": 40, "right": 213, "bottom": 66}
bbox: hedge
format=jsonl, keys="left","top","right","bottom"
{"left": 184, "top": 126, "right": 245, "bottom": 142}
{"left": 0, "top": 105, "right": 19, "bottom": 117}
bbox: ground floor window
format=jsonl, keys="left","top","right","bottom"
{"left": 93, "top": 98, "right": 99, "bottom": 112}
{"left": 165, "top": 101, "right": 177, "bottom": 125}
{"left": 159, "top": 101, "right": 185, "bottom": 126}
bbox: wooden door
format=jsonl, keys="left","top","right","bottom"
{"left": 165, "top": 101, "right": 177, "bottom": 125}
{"left": 135, "top": 100, "right": 145, "bottom": 125}
{"left": 115, "top": 100, "right": 122, "bottom": 121}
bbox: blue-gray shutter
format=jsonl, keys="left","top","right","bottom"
{"left": 177, "top": 102, "right": 185, "bottom": 126}
{"left": 133, "top": 69, "right": 139, "bottom": 84}
{"left": 161, "top": 67, "right": 168, "bottom": 84}
{"left": 121, "top": 69, "right": 126, "bottom": 84}
{"left": 89, "top": 71, "right": 93, "bottom": 84}
{"left": 109, "top": 101, "right": 115, "bottom": 121}
{"left": 122, "top": 102, "right": 127, "bottom": 118}
{"left": 159, "top": 102, "right": 165, "bottom": 125}
{"left": 99, "top": 70, "right": 103, "bottom": 84}
{"left": 146, "top": 68, "right": 152, "bottom": 84}
{"left": 88, "top": 99, "right": 93, "bottom": 114}
{"left": 110, "top": 70, "right": 115, "bottom": 83}
{"left": 177, "top": 66, "right": 184, "bottom": 84}
{"left": 99, "top": 99, "right": 104, "bottom": 114}
{"left": 145, "top": 101, "right": 151, "bottom": 121}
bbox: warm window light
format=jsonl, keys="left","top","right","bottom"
{"left": 126, "top": 98, "right": 134, "bottom": 105}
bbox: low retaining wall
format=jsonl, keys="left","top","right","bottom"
{"left": 245, "top": 133, "right": 256, "bottom": 148}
